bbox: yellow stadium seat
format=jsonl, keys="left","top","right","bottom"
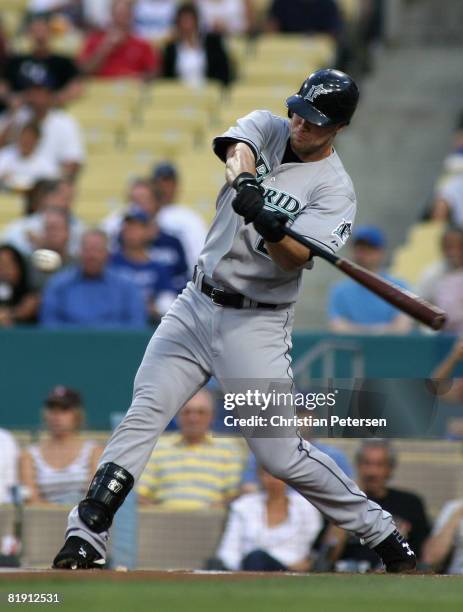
{"left": 240, "top": 63, "right": 311, "bottom": 89}
{"left": 0, "top": 191, "right": 24, "bottom": 229}
{"left": 70, "top": 105, "right": 133, "bottom": 134}
{"left": 391, "top": 221, "right": 445, "bottom": 285}
{"left": 124, "top": 130, "right": 196, "bottom": 158}
{"left": 146, "top": 80, "right": 223, "bottom": 117}
{"left": 80, "top": 127, "right": 118, "bottom": 154}
{"left": 253, "top": 34, "right": 336, "bottom": 67}
{"left": 1, "top": 0, "right": 29, "bottom": 11}
{"left": 226, "top": 36, "right": 250, "bottom": 69}
{"left": 139, "top": 109, "right": 208, "bottom": 144}
{"left": 84, "top": 79, "right": 144, "bottom": 105}
{"left": 2, "top": 9, "right": 23, "bottom": 38}
{"left": 227, "top": 84, "right": 289, "bottom": 116}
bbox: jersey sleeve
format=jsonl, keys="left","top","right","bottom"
{"left": 290, "top": 188, "right": 357, "bottom": 255}
{"left": 213, "top": 110, "right": 274, "bottom": 162}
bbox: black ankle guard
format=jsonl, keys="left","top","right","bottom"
{"left": 78, "top": 463, "right": 134, "bottom": 533}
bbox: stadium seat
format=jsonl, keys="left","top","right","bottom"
{"left": 145, "top": 80, "right": 224, "bottom": 119}
{"left": 124, "top": 130, "right": 196, "bottom": 159}
{"left": 0, "top": 192, "right": 24, "bottom": 230}
{"left": 391, "top": 221, "right": 445, "bottom": 284}
{"left": 139, "top": 109, "right": 209, "bottom": 145}
{"left": 253, "top": 34, "right": 336, "bottom": 68}
{"left": 226, "top": 84, "right": 289, "bottom": 116}
{"left": 240, "top": 63, "right": 313, "bottom": 89}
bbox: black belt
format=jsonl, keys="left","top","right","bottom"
{"left": 193, "top": 267, "right": 279, "bottom": 310}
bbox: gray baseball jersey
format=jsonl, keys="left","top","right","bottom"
{"left": 198, "top": 110, "right": 357, "bottom": 304}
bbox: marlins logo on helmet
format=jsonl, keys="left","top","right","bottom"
{"left": 304, "top": 83, "right": 330, "bottom": 103}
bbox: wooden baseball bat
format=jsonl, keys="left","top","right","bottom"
{"left": 282, "top": 226, "right": 447, "bottom": 331}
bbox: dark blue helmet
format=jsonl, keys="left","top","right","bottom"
{"left": 286, "top": 69, "right": 360, "bottom": 127}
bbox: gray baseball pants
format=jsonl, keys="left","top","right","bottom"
{"left": 65, "top": 278, "right": 395, "bottom": 558}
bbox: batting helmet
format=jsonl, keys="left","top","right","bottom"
{"left": 286, "top": 69, "right": 359, "bottom": 127}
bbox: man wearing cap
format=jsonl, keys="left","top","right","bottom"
{"left": 110, "top": 207, "right": 178, "bottom": 323}
{"left": 152, "top": 162, "right": 207, "bottom": 274}
{"left": 328, "top": 225, "right": 412, "bottom": 334}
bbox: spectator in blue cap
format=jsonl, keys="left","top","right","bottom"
{"left": 328, "top": 225, "right": 413, "bottom": 334}
{"left": 110, "top": 207, "right": 178, "bottom": 323}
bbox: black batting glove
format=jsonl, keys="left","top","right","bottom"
{"left": 232, "top": 172, "right": 264, "bottom": 224}
{"left": 253, "top": 210, "right": 288, "bottom": 243}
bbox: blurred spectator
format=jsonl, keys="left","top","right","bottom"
{"left": 138, "top": 390, "right": 243, "bottom": 509}
{"left": 110, "top": 207, "right": 178, "bottom": 322}
{"left": 29, "top": 207, "right": 76, "bottom": 290}
{"left": 101, "top": 178, "right": 189, "bottom": 292}
{"left": 241, "top": 439, "right": 353, "bottom": 494}
{"left": 416, "top": 227, "right": 463, "bottom": 302}
{"left": 163, "top": 2, "right": 233, "bottom": 87}
{"left": 0, "top": 429, "right": 19, "bottom": 504}
{"left": 1, "top": 15, "right": 82, "bottom": 108}
{"left": 431, "top": 338, "right": 463, "bottom": 404}
{"left": 215, "top": 467, "right": 322, "bottom": 571}
{"left": 323, "top": 440, "right": 431, "bottom": 571}
{"left": 423, "top": 498, "right": 463, "bottom": 573}
{"left": 1, "top": 178, "right": 85, "bottom": 257}
{"left": 40, "top": 229, "right": 147, "bottom": 328}
{"left": 430, "top": 258, "right": 463, "bottom": 335}
{"left": 328, "top": 226, "right": 413, "bottom": 334}
{"left": 82, "top": 0, "right": 113, "bottom": 29}
{"left": 152, "top": 161, "right": 207, "bottom": 273}
{"left": 267, "top": 0, "right": 342, "bottom": 37}
{"left": 101, "top": 177, "right": 159, "bottom": 246}
{"left": 20, "top": 386, "right": 102, "bottom": 505}
{"left": 0, "top": 244, "right": 39, "bottom": 326}
{"left": 0, "top": 73, "right": 85, "bottom": 179}
{"left": 79, "top": 0, "right": 161, "bottom": 79}
{"left": 0, "top": 122, "right": 59, "bottom": 191}
{"left": 432, "top": 174, "right": 463, "bottom": 228}
{"left": 133, "top": 0, "right": 177, "bottom": 41}
{"left": 196, "top": 0, "right": 253, "bottom": 35}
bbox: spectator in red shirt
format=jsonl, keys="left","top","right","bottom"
{"left": 78, "top": 0, "right": 161, "bottom": 80}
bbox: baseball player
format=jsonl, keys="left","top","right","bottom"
{"left": 53, "top": 69, "right": 416, "bottom": 573}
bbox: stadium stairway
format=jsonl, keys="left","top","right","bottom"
{"left": 295, "top": 45, "right": 463, "bottom": 329}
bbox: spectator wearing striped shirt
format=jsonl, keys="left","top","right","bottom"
{"left": 20, "top": 386, "right": 102, "bottom": 505}
{"left": 137, "top": 390, "right": 243, "bottom": 509}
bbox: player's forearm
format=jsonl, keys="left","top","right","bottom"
{"left": 266, "top": 237, "right": 310, "bottom": 271}
{"left": 225, "top": 142, "right": 256, "bottom": 185}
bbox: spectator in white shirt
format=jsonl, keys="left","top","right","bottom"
{"left": 0, "top": 121, "right": 60, "bottom": 192}
{"left": 196, "top": 0, "right": 252, "bottom": 35}
{"left": 432, "top": 175, "right": 463, "bottom": 228}
{"left": 152, "top": 162, "right": 207, "bottom": 273}
{"left": 216, "top": 468, "right": 322, "bottom": 572}
{"left": 423, "top": 499, "right": 463, "bottom": 573}
{"left": 0, "top": 429, "right": 19, "bottom": 504}
{"left": 0, "top": 72, "right": 85, "bottom": 180}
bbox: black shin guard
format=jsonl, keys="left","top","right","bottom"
{"left": 78, "top": 463, "right": 134, "bottom": 533}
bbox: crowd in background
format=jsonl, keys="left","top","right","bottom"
{"left": 0, "top": 0, "right": 387, "bottom": 331}
{"left": 1, "top": 384, "right": 463, "bottom": 573}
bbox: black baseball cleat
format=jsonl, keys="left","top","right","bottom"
{"left": 52, "top": 536, "right": 105, "bottom": 570}
{"left": 373, "top": 529, "right": 416, "bottom": 573}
